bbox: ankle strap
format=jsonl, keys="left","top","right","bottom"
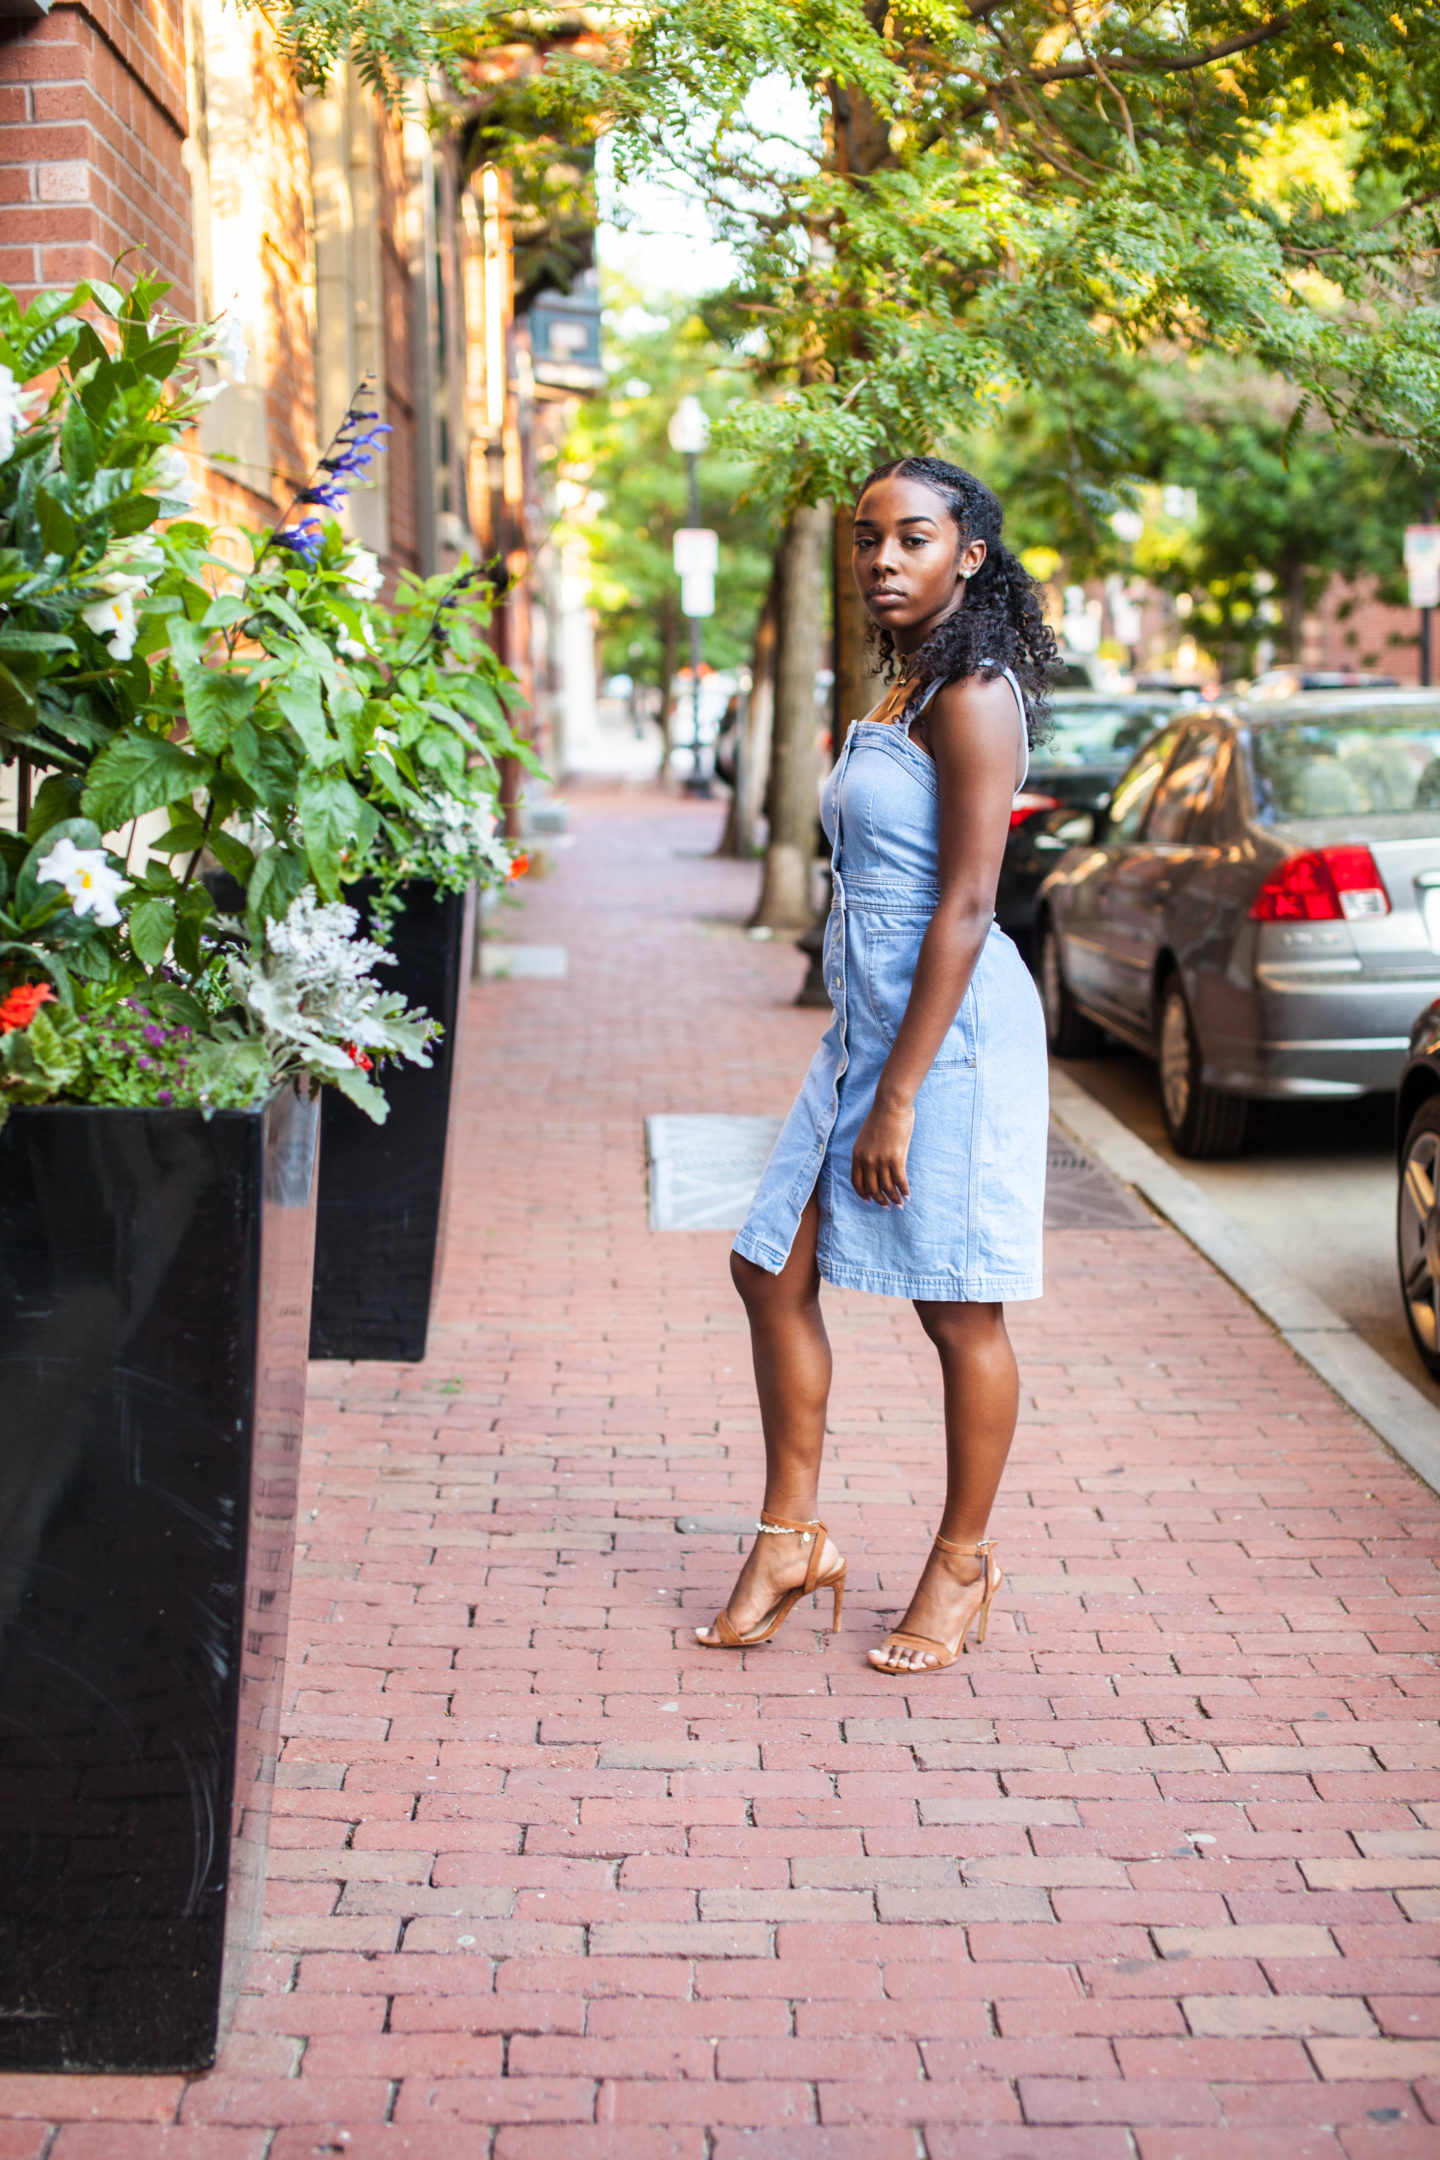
{"left": 934, "top": 1533, "right": 995, "bottom": 1594}
{"left": 758, "top": 1513, "right": 827, "bottom": 1596}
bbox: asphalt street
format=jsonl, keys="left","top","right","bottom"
{"left": 1056, "top": 1049, "right": 1440, "bottom": 1415}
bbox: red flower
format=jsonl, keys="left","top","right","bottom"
{"left": 0, "top": 983, "right": 56, "bottom": 1034}
{"left": 342, "top": 1041, "right": 374, "bottom": 1071}
{"left": 508, "top": 852, "right": 531, "bottom": 881}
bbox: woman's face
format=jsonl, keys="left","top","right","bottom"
{"left": 852, "top": 474, "right": 987, "bottom": 649}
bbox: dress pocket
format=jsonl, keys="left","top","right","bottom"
{"left": 863, "top": 922, "right": 977, "bottom": 1069}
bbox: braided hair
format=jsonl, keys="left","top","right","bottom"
{"left": 859, "top": 455, "right": 1057, "bottom": 745}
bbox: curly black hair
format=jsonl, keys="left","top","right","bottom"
{"left": 859, "top": 455, "right": 1057, "bottom": 745}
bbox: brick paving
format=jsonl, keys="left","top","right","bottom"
{"left": 7, "top": 785, "right": 1440, "bottom": 2157}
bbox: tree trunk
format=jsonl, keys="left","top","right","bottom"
{"left": 716, "top": 557, "right": 779, "bottom": 857}
{"left": 832, "top": 500, "right": 886, "bottom": 744}
{"left": 657, "top": 597, "right": 679, "bottom": 779}
{"left": 1283, "top": 554, "right": 1307, "bottom": 665}
{"left": 751, "top": 504, "right": 829, "bottom": 930}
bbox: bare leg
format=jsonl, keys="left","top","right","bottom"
{"left": 868, "top": 1300, "right": 1018, "bottom": 1673}
{"left": 696, "top": 1192, "right": 844, "bottom": 1644}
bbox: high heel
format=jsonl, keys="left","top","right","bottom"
{"left": 698, "top": 1513, "right": 847, "bottom": 1649}
{"left": 871, "top": 1536, "right": 1001, "bottom": 1674}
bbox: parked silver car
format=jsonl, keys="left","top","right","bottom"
{"left": 1034, "top": 690, "right": 1440, "bottom": 1156}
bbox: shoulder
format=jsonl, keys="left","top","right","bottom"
{"left": 924, "top": 669, "right": 1022, "bottom": 737}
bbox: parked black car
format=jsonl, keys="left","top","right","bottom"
{"left": 1035, "top": 690, "right": 1440, "bottom": 1158}
{"left": 1397, "top": 1000, "right": 1440, "bottom": 1380}
{"left": 997, "top": 692, "right": 1179, "bottom": 944}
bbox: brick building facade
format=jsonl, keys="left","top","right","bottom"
{"left": 0, "top": 0, "right": 592, "bottom": 770}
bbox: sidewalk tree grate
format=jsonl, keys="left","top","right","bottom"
{"left": 479, "top": 942, "right": 569, "bottom": 978}
{"left": 646, "top": 1114, "right": 1154, "bottom": 1233}
{"left": 646, "top": 1113, "right": 784, "bottom": 1229}
{"left": 1045, "top": 1134, "right": 1156, "bottom": 1230}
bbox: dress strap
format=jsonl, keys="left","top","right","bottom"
{"left": 899, "top": 665, "right": 1029, "bottom": 785}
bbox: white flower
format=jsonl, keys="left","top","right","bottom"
{"left": 36, "top": 837, "right": 127, "bottom": 926}
{"left": 340, "top": 547, "right": 384, "bottom": 602}
{"left": 211, "top": 312, "right": 249, "bottom": 382}
{"left": 80, "top": 587, "right": 139, "bottom": 661}
{"left": 0, "top": 364, "right": 37, "bottom": 463}
{"left": 154, "top": 446, "right": 196, "bottom": 508}
{"left": 337, "top": 618, "right": 379, "bottom": 661}
{"left": 227, "top": 890, "right": 435, "bottom": 1086}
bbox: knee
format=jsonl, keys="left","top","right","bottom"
{"left": 915, "top": 1299, "right": 1007, "bottom": 1358}
{"left": 731, "top": 1249, "right": 774, "bottom": 1311}
{"left": 731, "top": 1248, "right": 817, "bottom": 1322}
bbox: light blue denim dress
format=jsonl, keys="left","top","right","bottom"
{"left": 733, "top": 671, "right": 1047, "bottom": 1301}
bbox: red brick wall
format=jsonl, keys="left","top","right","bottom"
{"left": 0, "top": 1, "right": 193, "bottom": 310}
{"left": 377, "top": 103, "right": 421, "bottom": 578}
{"left": 1305, "top": 575, "right": 1424, "bottom": 685}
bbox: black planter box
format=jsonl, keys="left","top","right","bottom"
{"left": 0, "top": 1083, "right": 318, "bottom": 2073}
{"left": 309, "top": 879, "right": 474, "bottom": 1362}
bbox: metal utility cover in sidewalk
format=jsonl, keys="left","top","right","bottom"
{"left": 646, "top": 1114, "right": 1152, "bottom": 1233}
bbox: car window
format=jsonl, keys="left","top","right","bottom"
{"left": 1251, "top": 706, "right": 1440, "bottom": 820}
{"left": 1144, "top": 728, "right": 1220, "bottom": 842}
{"left": 1105, "top": 727, "right": 1184, "bottom": 841}
{"left": 1037, "top": 702, "right": 1172, "bottom": 772}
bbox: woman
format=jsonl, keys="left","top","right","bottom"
{"left": 699, "top": 456, "right": 1055, "bottom": 1674}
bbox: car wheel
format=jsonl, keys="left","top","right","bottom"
{"left": 1156, "top": 975, "right": 1248, "bottom": 1159}
{"left": 1398, "top": 1096, "right": 1440, "bottom": 1381}
{"left": 1036, "top": 917, "right": 1104, "bottom": 1057}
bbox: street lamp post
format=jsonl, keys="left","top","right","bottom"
{"left": 668, "top": 395, "right": 714, "bottom": 795}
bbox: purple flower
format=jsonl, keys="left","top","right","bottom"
{"left": 138, "top": 1055, "right": 153, "bottom": 1070}
{"left": 298, "top": 481, "right": 348, "bottom": 508}
{"left": 274, "top": 519, "right": 325, "bottom": 566}
{"left": 157, "top": 1089, "right": 173, "bottom": 1107}
{"left": 142, "top": 1024, "right": 166, "bottom": 1047}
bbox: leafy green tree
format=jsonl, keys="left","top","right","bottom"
{"left": 566, "top": 292, "right": 775, "bottom": 740}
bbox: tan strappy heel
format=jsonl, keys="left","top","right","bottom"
{"left": 698, "top": 1513, "right": 846, "bottom": 1649}
{"left": 871, "top": 1536, "right": 1001, "bottom": 1673}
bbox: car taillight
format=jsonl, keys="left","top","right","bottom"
{"left": 1250, "top": 844, "right": 1391, "bottom": 923}
{"left": 1010, "top": 792, "right": 1061, "bottom": 830}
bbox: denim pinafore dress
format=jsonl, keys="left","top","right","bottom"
{"left": 733, "top": 670, "right": 1048, "bottom": 1302}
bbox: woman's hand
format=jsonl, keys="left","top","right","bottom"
{"left": 851, "top": 1093, "right": 915, "bottom": 1206}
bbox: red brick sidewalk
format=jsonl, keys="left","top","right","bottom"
{"left": 7, "top": 786, "right": 1440, "bottom": 2159}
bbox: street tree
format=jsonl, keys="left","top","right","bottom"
{"left": 564, "top": 292, "right": 774, "bottom": 767}
{"left": 254, "top": 0, "right": 1440, "bottom": 917}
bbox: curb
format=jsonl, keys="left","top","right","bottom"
{"left": 1048, "top": 1066, "right": 1440, "bottom": 1502}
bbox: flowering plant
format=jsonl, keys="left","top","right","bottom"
{"left": 0, "top": 270, "right": 539, "bottom": 1125}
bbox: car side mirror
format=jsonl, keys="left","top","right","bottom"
{"left": 1034, "top": 808, "right": 1098, "bottom": 851}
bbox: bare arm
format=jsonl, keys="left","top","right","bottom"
{"left": 850, "top": 675, "right": 1022, "bottom": 1207}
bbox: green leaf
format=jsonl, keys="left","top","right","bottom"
{"left": 276, "top": 675, "right": 337, "bottom": 764}
{"left": 208, "top": 827, "right": 256, "bottom": 883}
{"left": 246, "top": 842, "right": 308, "bottom": 928}
{"left": 0, "top": 661, "right": 37, "bottom": 733}
{"left": 329, "top": 1061, "right": 389, "bottom": 1122}
{"left": 201, "top": 594, "right": 251, "bottom": 631}
{"left": 24, "top": 772, "right": 85, "bottom": 844}
{"left": 22, "top": 1005, "right": 82, "bottom": 1089}
{"left": 127, "top": 895, "right": 176, "bottom": 965}
{"left": 82, "top": 733, "right": 207, "bottom": 828}
{"left": 182, "top": 665, "right": 259, "bottom": 754}
{"left": 331, "top": 683, "right": 375, "bottom": 773}
{"left": 296, "top": 770, "right": 373, "bottom": 898}
{"left": 172, "top": 884, "right": 214, "bottom": 976}
{"left": 34, "top": 489, "right": 76, "bottom": 557}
